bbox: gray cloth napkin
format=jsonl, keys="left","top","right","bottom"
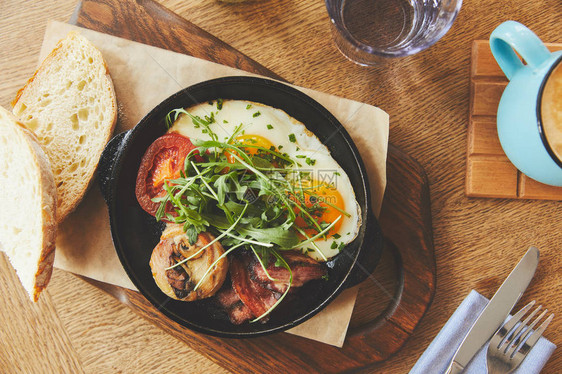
{"left": 410, "top": 290, "right": 556, "bottom": 373}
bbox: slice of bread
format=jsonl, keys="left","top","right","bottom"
{"left": 0, "top": 106, "right": 57, "bottom": 302}
{"left": 12, "top": 31, "right": 117, "bottom": 223}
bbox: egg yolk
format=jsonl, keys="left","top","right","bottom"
{"left": 293, "top": 180, "right": 345, "bottom": 238}
{"left": 226, "top": 134, "right": 275, "bottom": 163}
{"left": 236, "top": 134, "right": 275, "bottom": 155}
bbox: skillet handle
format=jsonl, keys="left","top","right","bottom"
{"left": 342, "top": 144, "right": 436, "bottom": 361}
{"left": 98, "top": 131, "right": 131, "bottom": 204}
{"left": 343, "top": 212, "right": 384, "bottom": 288}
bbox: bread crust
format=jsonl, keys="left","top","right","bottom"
{"left": 25, "top": 126, "right": 57, "bottom": 302}
{"left": 11, "top": 31, "right": 117, "bottom": 223}
{"left": 0, "top": 107, "right": 57, "bottom": 302}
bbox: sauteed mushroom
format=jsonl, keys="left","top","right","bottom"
{"left": 149, "top": 224, "right": 228, "bottom": 301}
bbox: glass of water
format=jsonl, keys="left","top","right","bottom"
{"left": 325, "top": 0, "right": 462, "bottom": 66}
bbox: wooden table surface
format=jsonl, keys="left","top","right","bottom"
{"left": 0, "top": 0, "right": 560, "bottom": 373}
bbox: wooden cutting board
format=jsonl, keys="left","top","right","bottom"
{"left": 466, "top": 40, "right": 562, "bottom": 200}
{"left": 69, "top": 0, "right": 436, "bottom": 372}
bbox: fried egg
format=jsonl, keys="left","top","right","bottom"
{"left": 170, "top": 99, "right": 361, "bottom": 261}
{"left": 288, "top": 150, "right": 361, "bottom": 260}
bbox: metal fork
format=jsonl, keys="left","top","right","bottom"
{"left": 486, "top": 300, "right": 554, "bottom": 374}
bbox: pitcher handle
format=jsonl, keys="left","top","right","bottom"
{"left": 490, "top": 21, "right": 551, "bottom": 80}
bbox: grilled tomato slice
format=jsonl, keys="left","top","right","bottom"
{"left": 135, "top": 132, "right": 199, "bottom": 217}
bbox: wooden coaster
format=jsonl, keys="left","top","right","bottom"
{"left": 466, "top": 40, "right": 562, "bottom": 200}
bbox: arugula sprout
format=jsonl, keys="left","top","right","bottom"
{"left": 158, "top": 106, "right": 353, "bottom": 320}
{"left": 251, "top": 249, "right": 292, "bottom": 323}
{"left": 250, "top": 245, "right": 275, "bottom": 281}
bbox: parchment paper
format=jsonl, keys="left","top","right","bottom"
{"left": 43, "top": 21, "right": 389, "bottom": 348}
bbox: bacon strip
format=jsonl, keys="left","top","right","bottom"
{"left": 251, "top": 251, "right": 327, "bottom": 293}
{"left": 216, "top": 286, "right": 254, "bottom": 325}
{"left": 231, "top": 255, "right": 280, "bottom": 322}
{"left": 217, "top": 251, "right": 327, "bottom": 324}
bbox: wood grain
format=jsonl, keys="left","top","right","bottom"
{"left": 468, "top": 120, "right": 506, "bottom": 156}
{"left": 49, "top": 270, "right": 228, "bottom": 374}
{"left": 72, "top": 0, "right": 283, "bottom": 81}
{"left": 467, "top": 40, "right": 562, "bottom": 200}
{"left": 1, "top": 0, "right": 562, "bottom": 373}
{"left": 0, "top": 254, "right": 84, "bottom": 374}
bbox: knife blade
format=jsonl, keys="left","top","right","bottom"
{"left": 445, "top": 246, "right": 540, "bottom": 374}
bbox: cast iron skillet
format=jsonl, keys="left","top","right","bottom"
{"left": 98, "top": 76, "right": 383, "bottom": 337}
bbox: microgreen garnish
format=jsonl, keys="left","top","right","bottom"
{"left": 193, "top": 242, "right": 246, "bottom": 292}
{"left": 250, "top": 245, "right": 276, "bottom": 281}
{"left": 204, "top": 112, "right": 216, "bottom": 124}
{"left": 159, "top": 107, "right": 352, "bottom": 320}
{"left": 251, "top": 249, "right": 292, "bottom": 323}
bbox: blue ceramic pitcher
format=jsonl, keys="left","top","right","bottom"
{"left": 490, "top": 21, "right": 562, "bottom": 187}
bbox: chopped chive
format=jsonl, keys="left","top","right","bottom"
{"left": 253, "top": 111, "right": 261, "bottom": 118}
{"left": 267, "top": 124, "right": 273, "bottom": 130}
{"left": 204, "top": 112, "right": 215, "bottom": 124}
{"left": 289, "top": 134, "right": 296, "bottom": 143}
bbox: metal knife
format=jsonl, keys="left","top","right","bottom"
{"left": 445, "top": 246, "right": 540, "bottom": 374}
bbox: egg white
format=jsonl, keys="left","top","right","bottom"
{"left": 288, "top": 150, "right": 361, "bottom": 260}
{"left": 170, "top": 99, "right": 361, "bottom": 261}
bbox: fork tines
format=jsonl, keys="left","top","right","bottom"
{"left": 493, "top": 300, "right": 555, "bottom": 359}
